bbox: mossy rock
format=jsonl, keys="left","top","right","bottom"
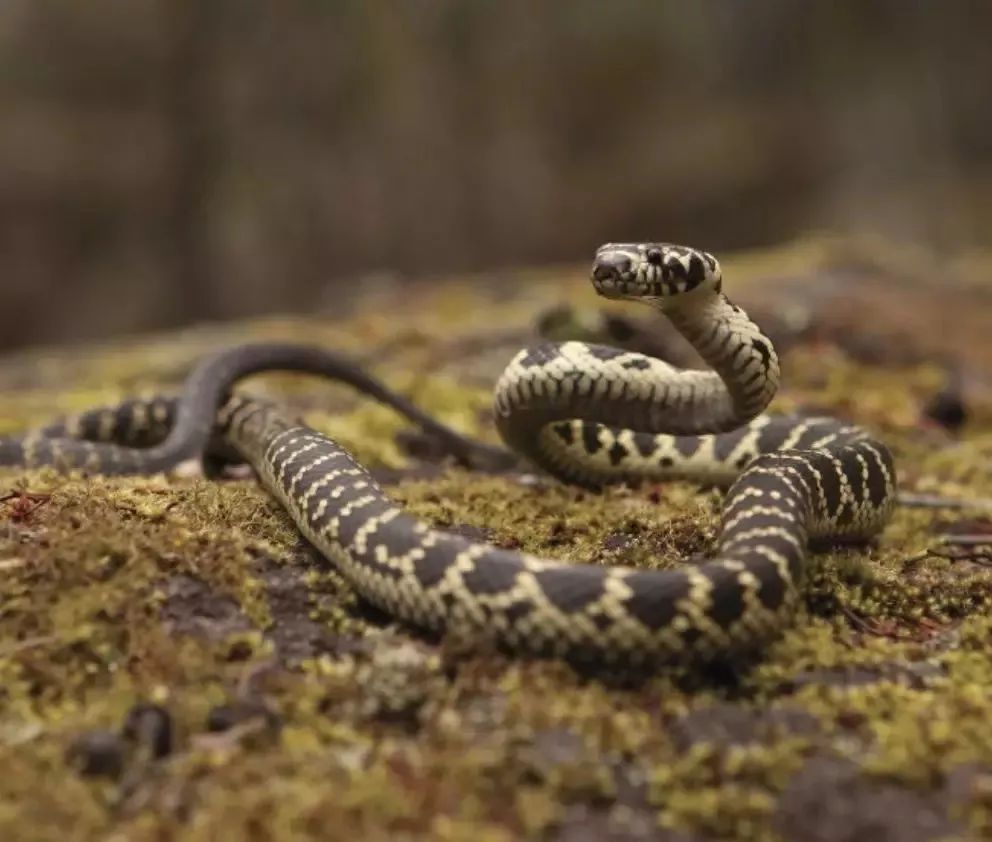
{"left": 2, "top": 237, "right": 991, "bottom": 841}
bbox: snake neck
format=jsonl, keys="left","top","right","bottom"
{"left": 661, "top": 292, "right": 780, "bottom": 430}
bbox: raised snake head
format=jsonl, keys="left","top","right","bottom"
{"left": 591, "top": 243, "right": 722, "bottom": 304}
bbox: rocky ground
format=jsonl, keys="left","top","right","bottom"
{"left": 2, "top": 236, "right": 992, "bottom": 841}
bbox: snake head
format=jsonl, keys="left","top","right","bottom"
{"left": 591, "top": 243, "right": 722, "bottom": 304}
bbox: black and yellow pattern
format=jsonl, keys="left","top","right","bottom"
{"left": 0, "top": 243, "right": 896, "bottom": 666}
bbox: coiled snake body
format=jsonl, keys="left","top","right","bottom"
{"left": 0, "top": 244, "right": 896, "bottom": 666}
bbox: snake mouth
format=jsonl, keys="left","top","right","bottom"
{"left": 591, "top": 276, "right": 629, "bottom": 299}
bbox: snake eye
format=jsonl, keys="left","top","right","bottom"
{"left": 645, "top": 248, "right": 663, "bottom": 266}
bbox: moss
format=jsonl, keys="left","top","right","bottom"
{"left": 2, "top": 237, "right": 992, "bottom": 840}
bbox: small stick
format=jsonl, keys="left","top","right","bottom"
{"left": 0, "top": 634, "right": 57, "bottom": 658}
{"left": 837, "top": 605, "right": 902, "bottom": 640}
{"left": 939, "top": 534, "right": 992, "bottom": 547}
{"left": 929, "top": 547, "right": 992, "bottom": 567}
{"left": 897, "top": 492, "right": 992, "bottom": 511}
{"left": 0, "top": 490, "right": 52, "bottom": 504}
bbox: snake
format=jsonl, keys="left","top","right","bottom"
{"left": 0, "top": 243, "right": 896, "bottom": 667}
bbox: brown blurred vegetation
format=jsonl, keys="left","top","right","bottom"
{"left": 1, "top": 0, "right": 990, "bottom": 351}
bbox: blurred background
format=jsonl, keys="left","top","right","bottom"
{"left": 1, "top": 0, "right": 990, "bottom": 352}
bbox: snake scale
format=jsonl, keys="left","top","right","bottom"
{"left": 0, "top": 244, "right": 896, "bottom": 666}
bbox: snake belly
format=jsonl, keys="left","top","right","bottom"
{"left": 0, "top": 243, "right": 896, "bottom": 666}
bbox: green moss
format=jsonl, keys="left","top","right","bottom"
{"left": 2, "top": 238, "right": 992, "bottom": 840}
